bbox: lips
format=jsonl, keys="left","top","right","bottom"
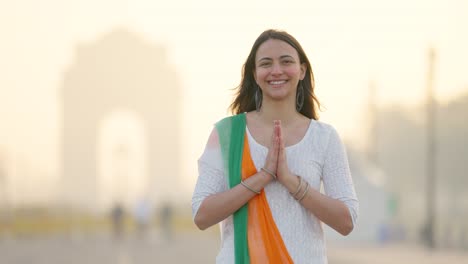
{"left": 268, "top": 80, "right": 287, "bottom": 85}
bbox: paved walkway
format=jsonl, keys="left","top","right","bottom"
{"left": 328, "top": 243, "right": 468, "bottom": 264}
{"left": 1, "top": 229, "right": 467, "bottom": 263}
{"left": 0, "top": 230, "right": 218, "bottom": 264}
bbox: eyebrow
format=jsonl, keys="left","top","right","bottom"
{"left": 257, "top": 55, "right": 295, "bottom": 62}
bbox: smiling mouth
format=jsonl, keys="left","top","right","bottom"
{"left": 268, "top": 80, "right": 287, "bottom": 85}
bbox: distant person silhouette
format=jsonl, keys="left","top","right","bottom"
{"left": 134, "top": 198, "right": 152, "bottom": 238}
{"left": 111, "top": 203, "right": 125, "bottom": 240}
{"left": 160, "top": 202, "right": 173, "bottom": 242}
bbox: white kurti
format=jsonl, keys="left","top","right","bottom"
{"left": 192, "top": 119, "right": 359, "bottom": 264}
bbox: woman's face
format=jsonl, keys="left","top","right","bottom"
{"left": 254, "top": 38, "right": 306, "bottom": 103}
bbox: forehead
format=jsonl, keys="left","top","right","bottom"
{"left": 255, "top": 39, "right": 299, "bottom": 60}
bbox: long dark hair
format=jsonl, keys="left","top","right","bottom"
{"left": 229, "top": 29, "right": 321, "bottom": 120}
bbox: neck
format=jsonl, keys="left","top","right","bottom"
{"left": 256, "top": 98, "right": 301, "bottom": 126}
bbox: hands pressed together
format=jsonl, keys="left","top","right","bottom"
{"left": 263, "top": 120, "right": 295, "bottom": 186}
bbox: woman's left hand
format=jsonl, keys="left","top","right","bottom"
{"left": 274, "top": 120, "right": 295, "bottom": 184}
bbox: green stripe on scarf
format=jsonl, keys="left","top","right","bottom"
{"left": 215, "top": 113, "right": 249, "bottom": 264}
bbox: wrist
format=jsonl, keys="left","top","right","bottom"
{"left": 258, "top": 169, "right": 274, "bottom": 184}
{"left": 280, "top": 172, "right": 298, "bottom": 192}
{"left": 261, "top": 167, "right": 277, "bottom": 180}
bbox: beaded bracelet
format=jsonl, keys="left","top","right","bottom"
{"left": 240, "top": 180, "right": 261, "bottom": 194}
{"left": 261, "top": 167, "right": 277, "bottom": 180}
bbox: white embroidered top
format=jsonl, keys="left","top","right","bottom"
{"left": 192, "top": 119, "right": 359, "bottom": 264}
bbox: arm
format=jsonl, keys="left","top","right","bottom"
{"left": 276, "top": 123, "right": 358, "bottom": 236}
{"left": 281, "top": 176, "right": 355, "bottom": 235}
{"left": 194, "top": 170, "right": 271, "bottom": 230}
{"left": 192, "top": 127, "right": 277, "bottom": 230}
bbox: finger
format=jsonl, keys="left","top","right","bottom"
{"left": 274, "top": 120, "right": 280, "bottom": 138}
{"left": 278, "top": 134, "right": 285, "bottom": 162}
{"left": 272, "top": 121, "right": 280, "bottom": 156}
{"left": 273, "top": 120, "right": 281, "bottom": 155}
{"left": 277, "top": 120, "right": 282, "bottom": 139}
{"left": 270, "top": 122, "right": 277, "bottom": 148}
{"left": 275, "top": 135, "right": 280, "bottom": 158}
{"left": 265, "top": 125, "right": 279, "bottom": 172}
{"left": 278, "top": 128, "right": 286, "bottom": 164}
{"left": 275, "top": 120, "right": 284, "bottom": 150}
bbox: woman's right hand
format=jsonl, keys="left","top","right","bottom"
{"left": 263, "top": 120, "right": 280, "bottom": 179}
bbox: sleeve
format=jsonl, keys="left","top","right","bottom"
{"left": 191, "top": 127, "right": 228, "bottom": 220}
{"left": 322, "top": 126, "right": 359, "bottom": 227}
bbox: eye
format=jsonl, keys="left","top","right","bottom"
{"left": 282, "top": 60, "right": 294, "bottom": 65}
{"left": 259, "top": 62, "right": 271, "bottom": 67}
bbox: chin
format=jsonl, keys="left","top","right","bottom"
{"left": 268, "top": 91, "right": 291, "bottom": 101}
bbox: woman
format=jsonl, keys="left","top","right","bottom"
{"left": 192, "top": 29, "right": 358, "bottom": 263}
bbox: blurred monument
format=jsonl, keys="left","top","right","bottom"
{"left": 59, "top": 28, "right": 181, "bottom": 212}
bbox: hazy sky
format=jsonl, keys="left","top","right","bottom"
{"left": 0, "top": 0, "right": 467, "bottom": 200}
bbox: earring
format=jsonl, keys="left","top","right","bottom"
{"left": 296, "top": 80, "right": 304, "bottom": 112}
{"left": 255, "top": 85, "right": 262, "bottom": 112}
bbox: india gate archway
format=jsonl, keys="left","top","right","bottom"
{"left": 60, "top": 28, "right": 181, "bottom": 211}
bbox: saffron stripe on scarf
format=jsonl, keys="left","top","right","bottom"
{"left": 241, "top": 134, "right": 294, "bottom": 264}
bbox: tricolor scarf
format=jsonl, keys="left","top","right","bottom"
{"left": 216, "top": 113, "right": 293, "bottom": 264}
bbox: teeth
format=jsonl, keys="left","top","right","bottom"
{"left": 269, "top": 80, "right": 286, "bottom": 85}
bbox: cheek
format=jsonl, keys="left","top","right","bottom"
{"left": 285, "top": 67, "right": 302, "bottom": 77}
{"left": 255, "top": 69, "right": 269, "bottom": 81}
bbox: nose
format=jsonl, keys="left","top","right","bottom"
{"left": 270, "top": 62, "right": 283, "bottom": 75}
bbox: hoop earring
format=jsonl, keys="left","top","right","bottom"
{"left": 296, "top": 80, "right": 304, "bottom": 112}
{"left": 255, "top": 85, "right": 262, "bottom": 112}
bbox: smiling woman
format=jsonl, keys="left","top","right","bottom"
{"left": 254, "top": 39, "right": 306, "bottom": 110}
{"left": 192, "top": 29, "right": 359, "bottom": 264}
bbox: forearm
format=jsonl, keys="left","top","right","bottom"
{"left": 301, "top": 188, "right": 353, "bottom": 235}
{"left": 282, "top": 175, "right": 353, "bottom": 236}
{"left": 194, "top": 171, "right": 271, "bottom": 230}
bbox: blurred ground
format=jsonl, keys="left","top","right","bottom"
{"left": 1, "top": 227, "right": 468, "bottom": 264}
{"left": 328, "top": 243, "right": 468, "bottom": 264}
{"left": 0, "top": 228, "right": 219, "bottom": 264}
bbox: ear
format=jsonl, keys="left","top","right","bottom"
{"left": 300, "top": 63, "right": 306, "bottom": 80}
